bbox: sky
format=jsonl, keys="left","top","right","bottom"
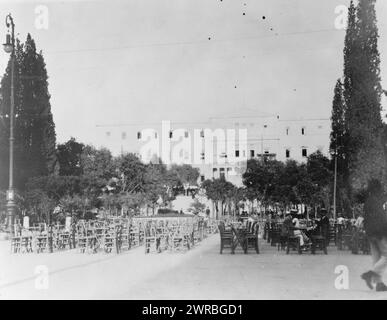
{"left": 0, "top": 0, "right": 386, "bottom": 147}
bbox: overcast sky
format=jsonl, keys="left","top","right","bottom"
{"left": 0, "top": 0, "right": 386, "bottom": 147}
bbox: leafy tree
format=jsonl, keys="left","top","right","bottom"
{"left": 202, "top": 177, "right": 235, "bottom": 218}
{"left": 113, "top": 153, "right": 146, "bottom": 193}
{"left": 242, "top": 158, "right": 284, "bottom": 209}
{"left": 169, "top": 164, "right": 200, "bottom": 194}
{"left": 189, "top": 198, "right": 206, "bottom": 214}
{"left": 306, "top": 151, "right": 332, "bottom": 188}
{"left": 80, "top": 145, "right": 114, "bottom": 181}
{"left": 56, "top": 138, "right": 84, "bottom": 176}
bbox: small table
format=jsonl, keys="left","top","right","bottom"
{"left": 231, "top": 227, "right": 247, "bottom": 254}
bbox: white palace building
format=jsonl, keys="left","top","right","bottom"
{"left": 95, "top": 110, "right": 331, "bottom": 187}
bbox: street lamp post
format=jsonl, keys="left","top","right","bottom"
{"left": 3, "top": 14, "right": 16, "bottom": 235}
{"left": 333, "top": 135, "right": 338, "bottom": 221}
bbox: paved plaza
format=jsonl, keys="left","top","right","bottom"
{"left": 0, "top": 235, "right": 385, "bottom": 300}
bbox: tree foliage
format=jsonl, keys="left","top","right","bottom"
{"left": 0, "top": 34, "right": 57, "bottom": 191}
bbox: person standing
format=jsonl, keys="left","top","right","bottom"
{"left": 361, "top": 179, "right": 387, "bottom": 291}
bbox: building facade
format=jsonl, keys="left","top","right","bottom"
{"left": 95, "top": 112, "right": 331, "bottom": 187}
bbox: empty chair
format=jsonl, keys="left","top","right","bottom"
{"left": 218, "top": 222, "right": 234, "bottom": 254}
{"left": 310, "top": 224, "right": 328, "bottom": 255}
{"left": 245, "top": 222, "right": 259, "bottom": 254}
{"left": 144, "top": 225, "right": 157, "bottom": 254}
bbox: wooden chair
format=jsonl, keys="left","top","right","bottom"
{"left": 103, "top": 234, "right": 114, "bottom": 253}
{"left": 170, "top": 227, "right": 191, "bottom": 252}
{"left": 270, "top": 224, "right": 282, "bottom": 247}
{"left": 285, "top": 228, "right": 302, "bottom": 255}
{"left": 77, "top": 236, "right": 87, "bottom": 253}
{"left": 328, "top": 222, "right": 337, "bottom": 246}
{"left": 336, "top": 224, "right": 344, "bottom": 250}
{"left": 218, "top": 222, "right": 233, "bottom": 254}
{"left": 21, "top": 236, "right": 33, "bottom": 253}
{"left": 115, "top": 225, "right": 123, "bottom": 254}
{"left": 310, "top": 225, "right": 328, "bottom": 255}
{"left": 245, "top": 222, "right": 259, "bottom": 254}
{"left": 129, "top": 225, "right": 140, "bottom": 248}
{"left": 359, "top": 232, "right": 370, "bottom": 254}
{"left": 36, "top": 235, "right": 49, "bottom": 253}
{"left": 144, "top": 225, "right": 157, "bottom": 254}
{"left": 11, "top": 236, "right": 21, "bottom": 253}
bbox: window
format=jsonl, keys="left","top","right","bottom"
{"left": 200, "top": 175, "right": 205, "bottom": 182}
{"left": 169, "top": 131, "right": 173, "bottom": 138}
{"left": 302, "top": 148, "right": 307, "bottom": 157}
{"left": 220, "top": 168, "right": 225, "bottom": 179}
{"left": 106, "top": 131, "right": 111, "bottom": 137}
{"left": 155, "top": 132, "right": 158, "bottom": 139}
{"left": 200, "top": 152, "right": 205, "bottom": 160}
{"left": 235, "top": 150, "right": 240, "bottom": 157}
{"left": 200, "top": 130, "right": 204, "bottom": 138}
{"left": 184, "top": 131, "right": 189, "bottom": 138}
{"left": 286, "top": 149, "right": 290, "bottom": 158}
{"left": 121, "top": 132, "right": 127, "bottom": 140}
{"left": 250, "top": 150, "right": 255, "bottom": 158}
{"left": 286, "top": 127, "right": 289, "bottom": 135}
{"left": 301, "top": 127, "right": 306, "bottom": 135}
{"left": 137, "top": 132, "right": 141, "bottom": 139}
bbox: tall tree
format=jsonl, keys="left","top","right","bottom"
{"left": 345, "top": 0, "right": 385, "bottom": 191}
{"left": 330, "top": 79, "right": 348, "bottom": 173}
{"left": 0, "top": 34, "right": 57, "bottom": 191}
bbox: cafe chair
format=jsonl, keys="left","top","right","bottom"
{"left": 310, "top": 225, "right": 328, "bottom": 255}
{"left": 218, "top": 222, "right": 233, "bottom": 254}
{"left": 144, "top": 225, "right": 157, "bottom": 254}
{"left": 286, "top": 230, "right": 302, "bottom": 255}
{"left": 245, "top": 222, "right": 259, "bottom": 254}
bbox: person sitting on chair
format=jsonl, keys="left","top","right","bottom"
{"left": 283, "top": 213, "right": 305, "bottom": 247}
{"left": 292, "top": 212, "right": 310, "bottom": 247}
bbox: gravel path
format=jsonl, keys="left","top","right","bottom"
{"left": 0, "top": 235, "right": 385, "bottom": 300}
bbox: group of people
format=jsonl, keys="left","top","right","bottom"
{"left": 281, "top": 209, "right": 330, "bottom": 248}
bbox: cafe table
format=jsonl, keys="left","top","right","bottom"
{"left": 231, "top": 226, "right": 247, "bottom": 254}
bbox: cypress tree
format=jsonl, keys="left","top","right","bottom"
{"left": 0, "top": 34, "right": 57, "bottom": 191}
{"left": 345, "top": 0, "right": 385, "bottom": 191}
{"left": 330, "top": 79, "right": 347, "bottom": 171}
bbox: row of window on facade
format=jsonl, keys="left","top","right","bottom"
{"left": 211, "top": 167, "right": 233, "bottom": 180}
{"left": 105, "top": 124, "right": 324, "bottom": 140}
{"left": 136, "top": 131, "right": 200, "bottom": 140}
{"left": 286, "top": 127, "right": 307, "bottom": 136}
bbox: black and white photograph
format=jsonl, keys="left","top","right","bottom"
{"left": 0, "top": 0, "right": 387, "bottom": 304}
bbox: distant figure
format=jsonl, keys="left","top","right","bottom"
{"left": 337, "top": 214, "right": 345, "bottom": 225}
{"left": 361, "top": 179, "right": 387, "bottom": 291}
{"left": 355, "top": 214, "right": 365, "bottom": 230}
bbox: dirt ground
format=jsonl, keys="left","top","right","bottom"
{"left": 0, "top": 235, "right": 385, "bottom": 300}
